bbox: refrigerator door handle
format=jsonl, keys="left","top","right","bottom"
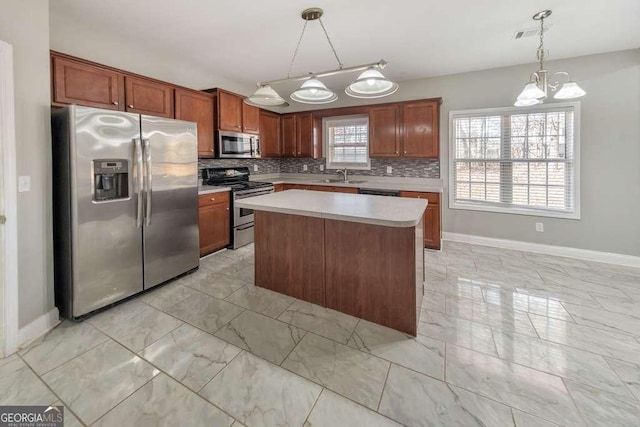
{"left": 134, "top": 138, "right": 144, "bottom": 228}
{"left": 142, "top": 138, "right": 152, "bottom": 226}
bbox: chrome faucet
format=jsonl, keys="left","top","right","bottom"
{"left": 336, "top": 169, "right": 348, "bottom": 182}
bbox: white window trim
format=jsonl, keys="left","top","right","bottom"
{"left": 323, "top": 115, "right": 371, "bottom": 170}
{"left": 448, "top": 102, "right": 581, "bottom": 220}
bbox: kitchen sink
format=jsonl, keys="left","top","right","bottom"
{"left": 314, "top": 179, "right": 344, "bottom": 183}
{"left": 313, "top": 179, "right": 366, "bottom": 184}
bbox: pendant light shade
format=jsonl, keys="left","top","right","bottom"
{"left": 290, "top": 78, "right": 338, "bottom": 104}
{"left": 517, "top": 82, "right": 547, "bottom": 101}
{"left": 553, "top": 81, "right": 586, "bottom": 99}
{"left": 514, "top": 98, "right": 542, "bottom": 107}
{"left": 245, "top": 85, "right": 289, "bottom": 107}
{"left": 346, "top": 69, "right": 398, "bottom": 98}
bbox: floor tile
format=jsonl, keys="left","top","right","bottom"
{"left": 539, "top": 270, "right": 629, "bottom": 298}
{"left": 418, "top": 309, "right": 498, "bottom": 356}
{"left": 493, "top": 329, "right": 632, "bottom": 398}
{"left": 200, "top": 351, "right": 321, "bottom": 427}
{"left": 140, "top": 324, "right": 241, "bottom": 392}
{"left": 445, "top": 297, "right": 538, "bottom": 336}
{"left": 183, "top": 271, "right": 247, "bottom": 299}
{"left": 305, "top": 389, "right": 401, "bottom": 427}
{"left": 277, "top": 300, "right": 359, "bottom": 344}
{"left": 164, "top": 293, "right": 244, "bottom": 334}
{"left": 514, "top": 281, "right": 603, "bottom": 308}
{"left": 445, "top": 344, "right": 582, "bottom": 425}
{"left": 566, "top": 381, "right": 640, "bottom": 426}
{"left": 215, "top": 310, "right": 305, "bottom": 365}
{"left": 523, "top": 252, "right": 590, "bottom": 270}
{"left": 482, "top": 289, "right": 573, "bottom": 321}
{"left": 90, "top": 301, "right": 182, "bottom": 352}
{"left": 94, "top": 374, "right": 233, "bottom": 427}
{"left": 225, "top": 284, "right": 295, "bottom": 318}
{"left": 282, "top": 333, "right": 390, "bottom": 409}
{"left": 42, "top": 340, "right": 159, "bottom": 424}
{"left": 424, "top": 277, "right": 486, "bottom": 302}
{"left": 592, "top": 294, "right": 640, "bottom": 316}
{"left": 140, "top": 282, "right": 201, "bottom": 311}
{"left": 20, "top": 320, "right": 108, "bottom": 374}
{"left": 378, "top": 364, "right": 514, "bottom": 427}
{"left": 529, "top": 313, "right": 640, "bottom": 364}
{"left": 348, "top": 319, "right": 444, "bottom": 380}
{"left": 606, "top": 358, "right": 640, "bottom": 401}
{"left": 511, "top": 409, "right": 560, "bottom": 427}
{"left": 52, "top": 401, "right": 82, "bottom": 427}
{"left": 233, "top": 265, "right": 255, "bottom": 284}
{"left": 200, "top": 255, "right": 252, "bottom": 276}
{"left": 418, "top": 290, "right": 446, "bottom": 313}
{"left": 562, "top": 302, "right": 640, "bottom": 337}
{"left": 0, "top": 355, "right": 57, "bottom": 405}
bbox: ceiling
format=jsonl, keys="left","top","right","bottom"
{"left": 50, "top": 0, "right": 640, "bottom": 92}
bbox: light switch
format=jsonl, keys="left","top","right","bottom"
{"left": 18, "top": 176, "right": 30, "bottom": 192}
{"left": 386, "top": 166, "right": 393, "bottom": 174}
{"left": 303, "top": 164, "right": 308, "bottom": 171}
{"left": 535, "top": 222, "right": 544, "bottom": 232}
{"left": 253, "top": 164, "right": 258, "bottom": 172}
{"left": 319, "top": 165, "right": 324, "bottom": 171}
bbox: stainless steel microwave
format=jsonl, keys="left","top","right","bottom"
{"left": 218, "top": 131, "right": 260, "bottom": 158}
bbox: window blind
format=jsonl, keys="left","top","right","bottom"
{"left": 324, "top": 115, "right": 370, "bottom": 169}
{"left": 450, "top": 104, "right": 579, "bottom": 218}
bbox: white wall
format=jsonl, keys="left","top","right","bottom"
{"left": 49, "top": 10, "right": 254, "bottom": 94}
{"left": 291, "top": 49, "right": 640, "bottom": 257}
{"left": 0, "top": 0, "right": 55, "bottom": 328}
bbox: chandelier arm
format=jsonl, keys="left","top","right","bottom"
{"left": 258, "top": 60, "right": 388, "bottom": 87}
{"left": 547, "top": 71, "right": 571, "bottom": 91}
{"left": 318, "top": 17, "right": 344, "bottom": 69}
{"left": 287, "top": 20, "right": 309, "bottom": 78}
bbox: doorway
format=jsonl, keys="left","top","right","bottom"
{"left": 0, "top": 39, "right": 19, "bottom": 357}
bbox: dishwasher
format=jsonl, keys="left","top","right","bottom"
{"left": 357, "top": 188, "right": 400, "bottom": 197}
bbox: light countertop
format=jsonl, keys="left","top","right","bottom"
{"left": 251, "top": 174, "right": 443, "bottom": 193}
{"left": 198, "top": 185, "right": 231, "bottom": 195}
{"left": 235, "top": 189, "right": 428, "bottom": 227}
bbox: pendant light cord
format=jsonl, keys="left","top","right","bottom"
{"left": 287, "top": 16, "right": 344, "bottom": 78}
{"left": 318, "top": 17, "right": 344, "bottom": 69}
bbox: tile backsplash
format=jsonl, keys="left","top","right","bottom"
{"left": 198, "top": 157, "right": 440, "bottom": 179}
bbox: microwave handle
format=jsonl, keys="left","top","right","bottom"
{"left": 251, "top": 137, "right": 260, "bottom": 156}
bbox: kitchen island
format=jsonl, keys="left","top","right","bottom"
{"left": 235, "top": 190, "right": 427, "bottom": 335}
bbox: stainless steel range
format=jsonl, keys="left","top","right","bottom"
{"left": 201, "top": 167, "right": 274, "bottom": 249}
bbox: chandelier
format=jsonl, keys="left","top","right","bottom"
{"left": 514, "top": 10, "right": 586, "bottom": 107}
{"left": 245, "top": 7, "right": 398, "bottom": 107}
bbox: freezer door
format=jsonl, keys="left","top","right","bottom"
{"left": 71, "top": 106, "right": 144, "bottom": 317}
{"left": 141, "top": 115, "right": 199, "bottom": 288}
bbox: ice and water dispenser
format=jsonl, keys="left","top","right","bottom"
{"left": 93, "top": 159, "right": 129, "bottom": 201}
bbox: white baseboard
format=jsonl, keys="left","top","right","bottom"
{"left": 443, "top": 232, "right": 640, "bottom": 268}
{"left": 14, "top": 308, "right": 60, "bottom": 352}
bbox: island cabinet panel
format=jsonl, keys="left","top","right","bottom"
{"left": 175, "top": 89, "right": 215, "bottom": 158}
{"left": 124, "top": 76, "right": 174, "bottom": 118}
{"left": 401, "top": 101, "right": 439, "bottom": 158}
{"left": 369, "top": 106, "right": 400, "bottom": 157}
{"left": 52, "top": 56, "right": 124, "bottom": 110}
{"left": 218, "top": 90, "right": 243, "bottom": 132}
{"left": 254, "top": 212, "right": 325, "bottom": 305}
{"left": 259, "top": 110, "right": 281, "bottom": 157}
{"left": 324, "top": 220, "right": 417, "bottom": 335}
{"left": 198, "top": 192, "right": 231, "bottom": 256}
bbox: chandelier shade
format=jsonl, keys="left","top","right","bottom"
{"left": 345, "top": 69, "right": 398, "bottom": 98}
{"left": 290, "top": 78, "right": 338, "bottom": 104}
{"left": 245, "top": 85, "right": 289, "bottom": 107}
{"left": 553, "top": 82, "right": 586, "bottom": 99}
{"left": 517, "top": 82, "right": 547, "bottom": 101}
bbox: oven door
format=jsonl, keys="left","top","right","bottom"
{"left": 233, "top": 188, "right": 274, "bottom": 227}
{"left": 218, "top": 132, "right": 252, "bottom": 158}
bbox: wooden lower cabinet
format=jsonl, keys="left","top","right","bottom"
{"left": 331, "top": 186, "right": 359, "bottom": 194}
{"left": 198, "top": 192, "right": 230, "bottom": 256}
{"left": 306, "top": 185, "right": 334, "bottom": 192}
{"left": 399, "top": 191, "right": 441, "bottom": 250}
{"left": 281, "top": 184, "right": 360, "bottom": 194}
{"left": 273, "top": 183, "right": 285, "bottom": 192}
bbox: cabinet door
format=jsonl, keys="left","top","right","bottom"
{"left": 218, "top": 91, "right": 243, "bottom": 132}
{"left": 296, "top": 113, "right": 314, "bottom": 157}
{"left": 52, "top": 56, "right": 123, "bottom": 110}
{"left": 369, "top": 106, "right": 400, "bottom": 157}
{"left": 242, "top": 103, "right": 260, "bottom": 134}
{"left": 281, "top": 115, "right": 297, "bottom": 157}
{"left": 198, "top": 197, "right": 231, "bottom": 256}
{"left": 306, "top": 185, "right": 333, "bottom": 192}
{"left": 259, "top": 110, "right": 281, "bottom": 157}
{"left": 332, "top": 186, "right": 359, "bottom": 194}
{"left": 402, "top": 101, "right": 439, "bottom": 158}
{"left": 125, "top": 76, "right": 174, "bottom": 118}
{"left": 175, "top": 89, "right": 215, "bottom": 158}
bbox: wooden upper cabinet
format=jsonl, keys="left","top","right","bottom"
{"left": 175, "top": 89, "right": 215, "bottom": 158}
{"left": 52, "top": 55, "right": 123, "bottom": 110}
{"left": 242, "top": 103, "right": 260, "bottom": 134}
{"left": 402, "top": 101, "right": 439, "bottom": 158}
{"left": 124, "top": 76, "right": 174, "bottom": 118}
{"left": 281, "top": 115, "right": 297, "bottom": 157}
{"left": 259, "top": 110, "right": 281, "bottom": 157}
{"left": 218, "top": 91, "right": 243, "bottom": 132}
{"left": 369, "top": 106, "right": 400, "bottom": 157}
{"left": 296, "top": 113, "right": 313, "bottom": 157}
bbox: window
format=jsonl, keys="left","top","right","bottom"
{"left": 449, "top": 102, "right": 580, "bottom": 219}
{"left": 323, "top": 115, "right": 371, "bottom": 170}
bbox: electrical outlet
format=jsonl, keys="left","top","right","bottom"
{"left": 253, "top": 164, "right": 258, "bottom": 172}
{"left": 18, "top": 176, "right": 30, "bottom": 192}
{"left": 386, "top": 166, "right": 393, "bottom": 174}
{"left": 535, "top": 222, "right": 544, "bottom": 232}
{"left": 319, "top": 165, "right": 324, "bottom": 171}
{"left": 303, "top": 164, "right": 308, "bottom": 171}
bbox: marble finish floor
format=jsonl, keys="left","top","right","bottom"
{"left": 2, "top": 242, "right": 640, "bottom": 426}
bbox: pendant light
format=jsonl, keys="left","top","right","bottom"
{"left": 345, "top": 68, "right": 399, "bottom": 98}
{"left": 245, "top": 7, "right": 398, "bottom": 107}
{"left": 514, "top": 10, "right": 586, "bottom": 107}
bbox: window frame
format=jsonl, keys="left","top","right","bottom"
{"left": 448, "top": 102, "right": 581, "bottom": 220}
{"left": 323, "top": 114, "right": 371, "bottom": 170}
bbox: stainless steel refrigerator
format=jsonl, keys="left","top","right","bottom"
{"left": 52, "top": 105, "right": 199, "bottom": 319}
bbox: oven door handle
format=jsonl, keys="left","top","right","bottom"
{"left": 235, "top": 223, "right": 255, "bottom": 231}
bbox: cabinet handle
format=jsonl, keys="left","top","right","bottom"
{"left": 210, "top": 197, "right": 216, "bottom": 201}
{"left": 128, "top": 104, "right": 134, "bottom": 108}
{"left": 112, "top": 101, "right": 119, "bottom": 105}
{"left": 226, "top": 207, "right": 229, "bottom": 211}
{"left": 404, "top": 151, "right": 407, "bottom": 154}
